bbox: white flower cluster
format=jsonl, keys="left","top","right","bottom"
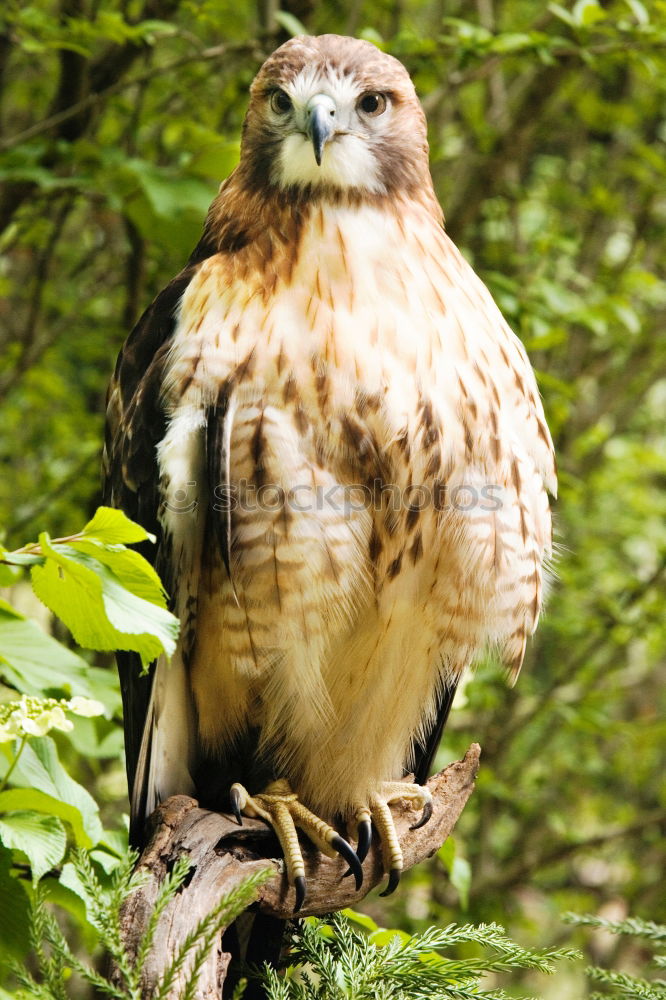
{"left": 0, "top": 694, "right": 105, "bottom": 742}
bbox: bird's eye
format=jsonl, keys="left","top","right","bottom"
{"left": 270, "top": 89, "right": 292, "bottom": 114}
{"left": 358, "top": 92, "right": 387, "bottom": 116}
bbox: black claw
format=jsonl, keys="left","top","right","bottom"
{"left": 331, "top": 834, "right": 363, "bottom": 891}
{"left": 410, "top": 800, "right": 433, "bottom": 831}
{"left": 229, "top": 786, "right": 243, "bottom": 826}
{"left": 379, "top": 868, "right": 401, "bottom": 897}
{"left": 294, "top": 875, "right": 306, "bottom": 913}
{"left": 356, "top": 819, "right": 372, "bottom": 863}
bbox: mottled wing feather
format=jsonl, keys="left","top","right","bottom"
{"left": 205, "top": 392, "right": 235, "bottom": 592}
{"left": 103, "top": 239, "right": 217, "bottom": 844}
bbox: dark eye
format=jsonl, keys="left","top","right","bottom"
{"left": 358, "top": 92, "right": 387, "bottom": 116}
{"left": 270, "top": 89, "right": 292, "bottom": 114}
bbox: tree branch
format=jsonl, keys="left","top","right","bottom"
{"left": 116, "top": 744, "right": 480, "bottom": 999}
{"left": 0, "top": 39, "right": 267, "bottom": 155}
{"left": 475, "top": 807, "right": 666, "bottom": 897}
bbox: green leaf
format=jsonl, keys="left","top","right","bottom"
{"left": 6, "top": 737, "right": 102, "bottom": 846}
{"left": 437, "top": 836, "right": 456, "bottom": 871}
{"left": 274, "top": 10, "right": 306, "bottom": 36}
{"left": 41, "top": 873, "right": 89, "bottom": 929}
{"left": 548, "top": 2, "right": 577, "bottom": 25}
{"left": 625, "top": 0, "right": 649, "bottom": 24}
{"left": 90, "top": 847, "right": 123, "bottom": 874}
{"left": 188, "top": 139, "right": 240, "bottom": 182}
{"left": 358, "top": 27, "right": 384, "bottom": 47}
{"left": 0, "top": 605, "right": 102, "bottom": 700}
{"left": 80, "top": 506, "right": 154, "bottom": 545}
{"left": 0, "top": 788, "right": 90, "bottom": 848}
{"left": 0, "top": 846, "right": 31, "bottom": 968}
{"left": 369, "top": 927, "right": 410, "bottom": 947}
{"left": 0, "top": 563, "right": 20, "bottom": 586}
{"left": 59, "top": 858, "right": 88, "bottom": 904}
{"left": 572, "top": 0, "right": 606, "bottom": 24}
{"left": 30, "top": 535, "right": 178, "bottom": 667}
{"left": 0, "top": 598, "right": 23, "bottom": 618}
{"left": 488, "top": 31, "right": 534, "bottom": 53}
{"left": 1, "top": 550, "right": 43, "bottom": 566}
{"left": 342, "top": 908, "right": 379, "bottom": 932}
{"left": 436, "top": 835, "right": 471, "bottom": 907}
{"left": 450, "top": 855, "right": 472, "bottom": 910}
{"left": 0, "top": 811, "right": 66, "bottom": 884}
{"left": 68, "top": 539, "right": 167, "bottom": 605}
{"left": 122, "top": 160, "right": 213, "bottom": 220}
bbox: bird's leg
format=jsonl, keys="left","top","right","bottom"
{"left": 229, "top": 779, "right": 363, "bottom": 912}
{"left": 349, "top": 780, "right": 433, "bottom": 895}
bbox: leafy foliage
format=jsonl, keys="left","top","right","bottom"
{"left": 565, "top": 914, "right": 666, "bottom": 999}
{"left": 10, "top": 849, "right": 271, "bottom": 1000}
{"left": 0, "top": 510, "right": 178, "bottom": 978}
{"left": 263, "top": 910, "right": 578, "bottom": 999}
{"left": 2, "top": 508, "right": 179, "bottom": 667}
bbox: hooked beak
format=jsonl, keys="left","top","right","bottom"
{"left": 306, "top": 95, "right": 336, "bottom": 166}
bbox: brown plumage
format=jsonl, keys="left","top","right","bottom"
{"left": 104, "top": 34, "right": 555, "bottom": 904}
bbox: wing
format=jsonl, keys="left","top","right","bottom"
{"left": 410, "top": 236, "right": 557, "bottom": 787}
{"left": 412, "top": 676, "right": 459, "bottom": 786}
{"left": 103, "top": 235, "right": 217, "bottom": 846}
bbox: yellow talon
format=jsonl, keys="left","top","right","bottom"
{"left": 228, "top": 780, "right": 363, "bottom": 911}
{"left": 356, "top": 780, "right": 433, "bottom": 895}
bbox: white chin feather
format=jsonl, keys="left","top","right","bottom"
{"left": 276, "top": 132, "right": 385, "bottom": 194}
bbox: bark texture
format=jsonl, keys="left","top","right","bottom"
{"left": 116, "top": 743, "right": 481, "bottom": 998}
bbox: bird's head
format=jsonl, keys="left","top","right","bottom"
{"left": 239, "top": 34, "right": 431, "bottom": 201}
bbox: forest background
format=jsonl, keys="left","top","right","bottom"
{"left": 0, "top": 0, "right": 665, "bottom": 997}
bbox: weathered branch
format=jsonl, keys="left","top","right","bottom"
{"left": 117, "top": 744, "right": 480, "bottom": 998}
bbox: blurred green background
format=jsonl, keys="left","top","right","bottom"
{"left": 1, "top": 0, "right": 665, "bottom": 995}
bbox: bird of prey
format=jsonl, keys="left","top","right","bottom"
{"left": 104, "top": 33, "right": 556, "bottom": 911}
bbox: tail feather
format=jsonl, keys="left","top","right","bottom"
{"left": 131, "top": 652, "right": 197, "bottom": 845}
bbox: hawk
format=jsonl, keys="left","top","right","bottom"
{"left": 104, "top": 34, "right": 556, "bottom": 911}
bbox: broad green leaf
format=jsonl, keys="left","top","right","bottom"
{"left": 98, "top": 826, "right": 129, "bottom": 859}
{"left": 0, "top": 845, "right": 31, "bottom": 968}
{"left": 369, "top": 927, "right": 410, "bottom": 947}
{"left": 30, "top": 535, "right": 178, "bottom": 667}
{"left": 81, "top": 506, "right": 154, "bottom": 545}
{"left": 64, "top": 714, "right": 124, "bottom": 758}
{"left": 68, "top": 539, "right": 167, "bottom": 603}
{"left": 90, "top": 847, "right": 122, "bottom": 873}
{"left": 7, "top": 737, "right": 102, "bottom": 845}
{"left": 122, "top": 159, "right": 213, "bottom": 220}
{"left": 0, "top": 606, "right": 102, "bottom": 700}
{"left": 0, "top": 788, "right": 90, "bottom": 848}
{"left": 59, "top": 858, "right": 88, "bottom": 905}
{"left": 42, "top": 874, "right": 89, "bottom": 929}
{"left": 0, "top": 550, "right": 42, "bottom": 566}
{"left": 0, "top": 811, "right": 66, "bottom": 884}
{"left": 342, "top": 908, "right": 379, "bottom": 931}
